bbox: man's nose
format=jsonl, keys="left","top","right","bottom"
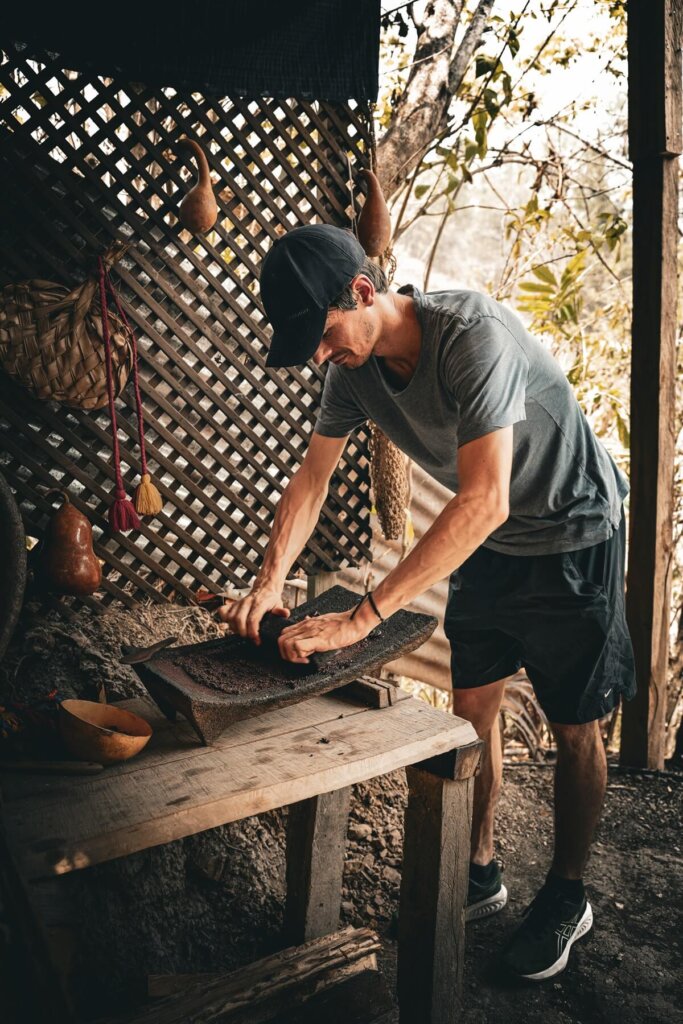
{"left": 313, "top": 342, "right": 331, "bottom": 365}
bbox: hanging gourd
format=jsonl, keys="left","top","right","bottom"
{"left": 41, "top": 489, "right": 102, "bottom": 597}
{"left": 177, "top": 136, "right": 218, "bottom": 234}
{"left": 357, "top": 169, "right": 392, "bottom": 258}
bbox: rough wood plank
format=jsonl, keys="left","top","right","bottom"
{"left": 0, "top": 682, "right": 404, "bottom": 784}
{"left": 147, "top": 957, "right": 390, "bottom": 1024}
{"left": 628, "top": 0, "right": 683, "bottom": 158}
{"left": 1, "top": 697, "right": 477, "bottom": 879}
{"left": 622, "top": 0, "right": 681, "bottom": 769}
{"left": 284, "top": 786, "right": 351, "bottom": 944}
{"left": 97, "top": 927, "right": 387, "bottom": 1024}
{"left": 397, "top": 765, "right": 474, "bottom": 1024}
{"left": 1, "top": 693, "right": 369, "bottom": 791}
{"left": 307, "top": 572, "right": 342, "bottom": 601}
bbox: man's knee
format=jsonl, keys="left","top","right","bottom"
{"left": 551, "top": 719, "right": 602, "bottom": 755}
{"left": 452, "top": 677, "right": 507, "bottom": 736}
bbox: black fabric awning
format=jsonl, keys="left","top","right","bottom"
{"left": 4, "top": 0, "right": 380, "bottom": 103}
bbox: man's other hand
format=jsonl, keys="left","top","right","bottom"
{"left": 216, "top": 584, "right": 290, "bottom": 645}
{"left": 277, "top": 608, "right": 373, "bottom": 665}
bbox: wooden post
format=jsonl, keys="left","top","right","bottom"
{"left": 307, "top": 570, "right": 342, "bottom": 601}
{"left": 0, "top": 818, "right": 77, "bottom": 1024}
{"left": 284, "top": 573, "right": 352, "bottom": 943}
{"left": 284, "top": 787, "right": 352, "bottom": 945}
{"left": 623, "top": 0, "right": 682, "bottom": 768}
{"left": 397, "top": 740, "right": 482, "bottom": 1024}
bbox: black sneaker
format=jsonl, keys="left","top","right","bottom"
{"left": 466, "top": 860, "right": 508, "bottom": 921}
{"left": 501, "top": 885, "right": 593, "bottom": 980}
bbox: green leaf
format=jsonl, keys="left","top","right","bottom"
{"left": 446, "top": 149, "right": 460, "bottom": 171}
{"left": 518, "top": 282, "right": 555, "bottom": 294}
{"left": 614, "top": 409, "right": 630, "bottom": 449}
{"left": 532, "top": 264, "right": 558, "bottom": 286}
{"left": 414, "top": 184, "right": 429, "bottom": 199}
{"left": 484, "top": 89, "right": 499, "bottom": 118}
{"left": 472, "top": 109, "right": 488, "bottom": 158}
{"left": 475, "top": 55, "right": 499, "bottom": 78}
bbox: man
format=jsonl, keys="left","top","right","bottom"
{"left": 219, "top": 223, "right": 636, "bottom": 981}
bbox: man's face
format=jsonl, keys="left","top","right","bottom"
{"left": 312, "top": 277, "right": 378, "bottom": 370}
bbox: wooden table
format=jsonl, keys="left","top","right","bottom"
{"left": 0, "top": 686, "right": 481, "bottom": 1024}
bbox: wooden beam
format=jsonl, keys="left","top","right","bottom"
{"left": 397, "top": 749, "right": 479, "bottom": 1024}
{"left": 307, "top": 571, "right": 343, "bottom": 601}
{"left": 284, "top": 786, "right": 352, "bottom": 945}
{"left": 623, "top": 0, "right": 682, "bottom": 768}
{"left": 0, "top": 813, "right": 76, "bottom": 1023}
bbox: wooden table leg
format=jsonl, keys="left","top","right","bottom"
{"left": 397, "top": 741, "right": 483, "bottom": 1024}
{"left": 1, "top": 819, "right": 77, "bottom": 1023}
{"left": 284, "top": 786, "right": 352, "bottom": 946}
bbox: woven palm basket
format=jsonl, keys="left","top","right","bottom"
{"left": 0, "top": 245, "right": 132, "bottom": 410}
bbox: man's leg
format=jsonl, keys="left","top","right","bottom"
{"left": 451, "top": 677, "right": 507, "bottom": 864}
{"left": 550, "top": 719, "right": 607, "bottom": 879}
{"left": 452, "top": 678, "right": 510, "bottom": 922}
{"left": 501, "top": 717, "right": 602, "bottom": 980}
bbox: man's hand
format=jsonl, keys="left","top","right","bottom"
{"left": 277, "top": 606, "right": 375, "bottom": 664}
{"left": 216, "top": 584, "right": 290, "bottom": 644}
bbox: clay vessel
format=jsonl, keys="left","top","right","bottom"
{"left": 59, "top": 699, "right": 152, "bottom": 765}
{"left": 357, "top": 169, "right": 392, "bottom": 257}
{"left": 42, "top": 490, "right": 101, "bottom": 596}
{"left": 177, "top": 136, "right": 218, "bottom": 234}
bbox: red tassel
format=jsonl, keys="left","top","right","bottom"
{"left": 109, "top": 488, "right": 141, "bottom": 533}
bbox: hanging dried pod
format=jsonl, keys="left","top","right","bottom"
{"left": 177, "top": 136, "right": 218, "bottom": 234}
{"left": 41, "top": 489, "right": 102, "bottom": 596}
{"left": 368, "top": 423, "right": 409, "bottom": 541}
{"left": 357, "top": 169, "right": 392, "bottom": 257}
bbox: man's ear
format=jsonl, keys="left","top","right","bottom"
{"left": 352, "top": 274, "right": 375, "bottom": 307}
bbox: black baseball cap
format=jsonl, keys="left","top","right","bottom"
{"left": 260, "top": 224, "right": 365, "bottom": 367}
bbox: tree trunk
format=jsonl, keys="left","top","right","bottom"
{"left": 377, "top": 0, "right": 496, "bottom": 200}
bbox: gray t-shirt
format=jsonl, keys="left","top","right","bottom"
{"left": 314, "top": 285, "right": 628, "bottom": 555}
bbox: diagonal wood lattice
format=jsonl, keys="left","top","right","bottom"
{"left": 0, "top": 42, "right": 374, "bottom": 613}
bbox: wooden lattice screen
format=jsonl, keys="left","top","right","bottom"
{"left": 0, "top": 42, "right": 374, "bottom": 612}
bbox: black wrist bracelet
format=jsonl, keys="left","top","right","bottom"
{"left": 350, "top": 591, "right": 384, "bottom": 624}
{"left": 367, "top": 591, "right": 384, "bottom": 622}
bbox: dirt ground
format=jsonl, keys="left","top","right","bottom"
{"left": 1, "top": 603, "right": 681, "bottom": 1023}
{"left": 370, "top": 765, "right": 683, "bottom": 1024}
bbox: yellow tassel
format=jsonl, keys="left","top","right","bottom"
{"left": 134, "top": 473, "right": 163, "bottom": 515}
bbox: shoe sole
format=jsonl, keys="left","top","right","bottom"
{"left": 466, "top": 884, "right": 508, "bottom": 922}
{"left": 519, "top": 901, "right": 593, "bottom": 981}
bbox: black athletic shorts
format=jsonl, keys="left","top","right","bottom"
{"left": 444, "top": 514, "right": 637, "bottom": 724}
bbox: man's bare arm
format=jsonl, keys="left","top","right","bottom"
{"left": 359, "top": 426, "right": 513, "bottom": 626}
{"left": 256, "top": 432, "right": 348, "bottom": 589}
{"left": 218, "top": 432, "right": 347, "bottom": 641}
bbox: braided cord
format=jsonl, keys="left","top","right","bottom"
{"left": 97, "top": 258, "right": 126, "bottom": 498}
{"left": 104, "top": 269, "right": 147, "bottom": 476}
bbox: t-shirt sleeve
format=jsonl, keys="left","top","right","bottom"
{"left": 314, "top": 365, "right": 368, "bottom": 437}
{"left": 442, "top": 316, "right": 529, "bottom": 447}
